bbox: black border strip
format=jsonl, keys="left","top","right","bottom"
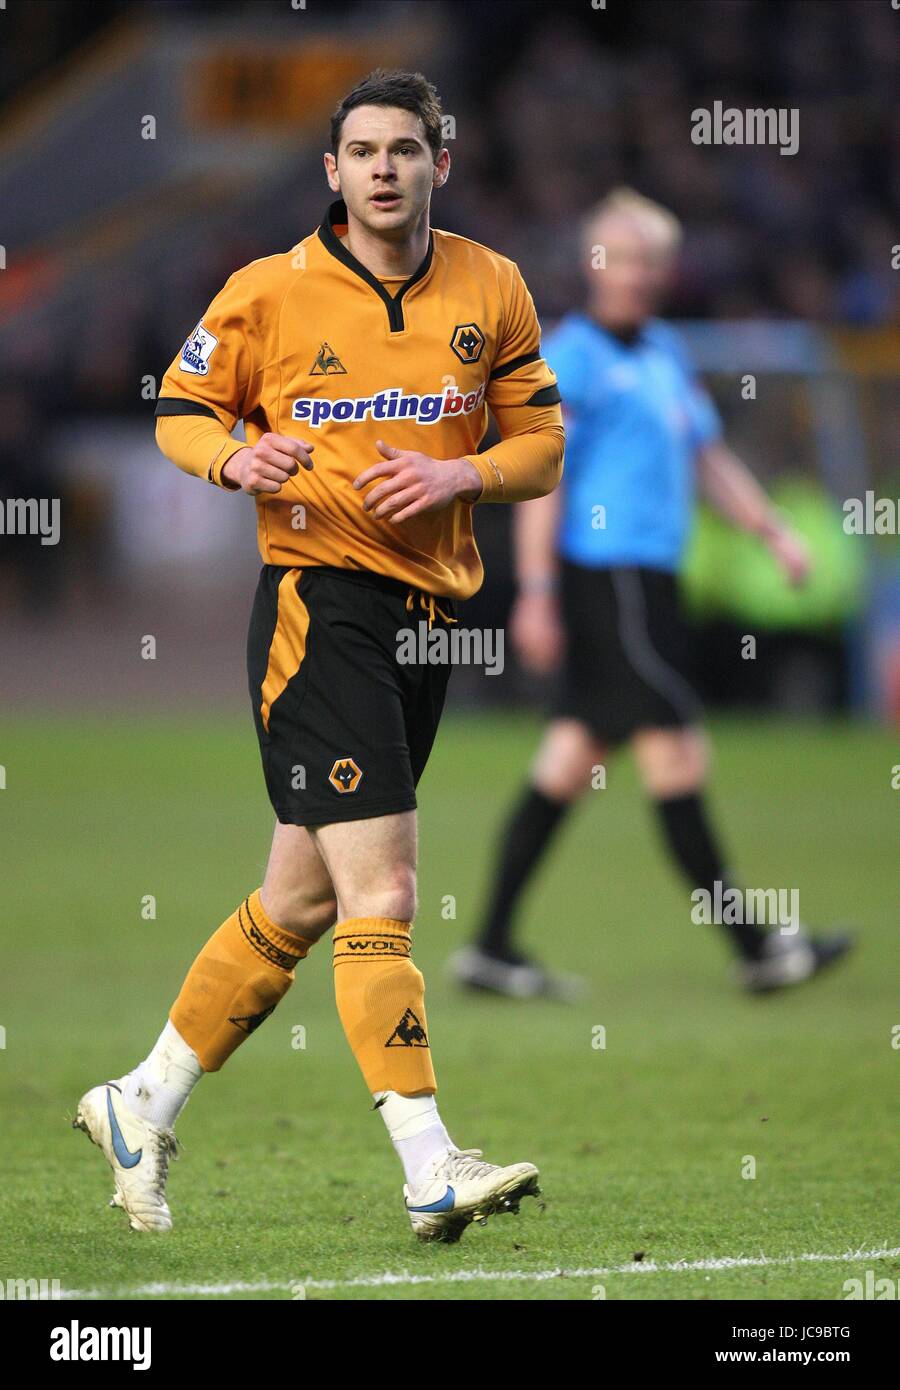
{"left": 155, "top": 398, "right": 222, "bottom": 419}
{"left": 317, "top": 198, "right": 433, "bottom": 333}
{"left": 522, "top": 383, "right": 562, "bottom": 406}
{"left": 489, "top": 349, "right": 541, "bottom": 381}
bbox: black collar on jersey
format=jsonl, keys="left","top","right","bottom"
{"left": 317, "top": 198, "right": 434, "bottom": 334}
{"left": 586, "top": 313, "right": 646, "bottom": 349}
{"left": 607, "top": 324, "right": 644, "bottom": 348}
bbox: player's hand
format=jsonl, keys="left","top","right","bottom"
{"left": 766, "top": 525, "right": 812, "bottom": 588}
{"left": 353, "top": 441, "right": 482, "bottom": 522}
{"left": 222, "top": 434, "right": 314, "bottom": 495}
{"left": 510, "top": 590, "right": 565, "bottom": 675}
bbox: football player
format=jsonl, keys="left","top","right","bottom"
{"left": 73, "top": 69, "right": 563, "bottom": 1242}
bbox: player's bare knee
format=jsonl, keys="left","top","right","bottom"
{"left": 532, "top": 720, "right": 597, "bottom": 800}
{"left": 635, "top": 727, "right": 707, "bottom": 797}
{"left": 381, "top": 873, "right": 418, "bottom": 923}
{"left": 339, "top": 868, "right": 417, "bottom": 925}
{"left": 682, "top": 730, "right": 710, "bottom": 785}
{"left": 265, "top": 888, "right": 338, "bottom": 942}
{"left": 295, "top": 894, "right": 339, "bottom": 939}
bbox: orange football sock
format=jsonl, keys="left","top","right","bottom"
{"left": 170, "top": 889, "right": 315, "bottom": 1072}
{"left": 332, "top": 918, "right": 436, "bottom": 1095}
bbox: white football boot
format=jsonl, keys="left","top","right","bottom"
{"left": 72, "top": 1077, "right": 178, "bottom": 1232}
{"left": 737, "top": 929, "right": 853, "bottom": 993}
{"left": 404, "top": 1146, "right": 540, "bottom": 1243}
{"left": 449, "top": 946, "right": 587, "bottom": 1002}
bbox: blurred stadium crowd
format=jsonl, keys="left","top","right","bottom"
{"left": 3, "top": 0, "right": 898, "bottom": 416}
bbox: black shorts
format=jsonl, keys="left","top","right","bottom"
{"left": 247, "top": 565, "right": 457, "bottom": 827}
{"left": 553, "top": 561, "right": 703, "bottom": 745}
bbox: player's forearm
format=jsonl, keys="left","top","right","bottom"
{"left": 155, "top": 414, "right": 243, "bottom": 490}
{"left": 698, "top": 442, "right": 784, "bottom": 538}
{"left": 463, "top": 408, "right": 564, "bottom": 505}
{"left": 513, "top": 490, "right": 563, "bottom": 591}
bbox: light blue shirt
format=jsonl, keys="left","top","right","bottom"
{"left": 548, "top": 313, "right": 722, "bottom": 571}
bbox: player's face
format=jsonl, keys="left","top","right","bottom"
{"left": 328, "top": 105, "right": 448, "bottom": 238}
{"left": 584, "top": 215, "right": 675, "bottom": 329}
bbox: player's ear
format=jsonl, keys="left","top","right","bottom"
{"left": 433, "top": 148, "right": 450, "bottom": 188}
{"left": 323, "top": 151, "right": 340, "bottom": 192}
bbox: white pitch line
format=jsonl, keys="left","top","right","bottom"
{"left": 58, "top": 1246, "right": 900, "bottom": 1298}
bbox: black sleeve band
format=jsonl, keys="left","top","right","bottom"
{"left": 516, "top": 383, "right": 562, "bottom": 407}
{"left": 489, "top": 350, "right": 541, "bottom": 381}
{"left": 154, "top": 398, "right": 222, "bottom": 420}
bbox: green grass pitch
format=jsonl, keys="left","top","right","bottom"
{"left": 0, "top": 711, "right": 896, "bottom": 1300}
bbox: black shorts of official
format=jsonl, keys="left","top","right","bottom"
{"left": 553, "top": 560, "right": 704, "bottom": 746}
{"left": 247, "top": 565, "right": 457, "bottom": 827}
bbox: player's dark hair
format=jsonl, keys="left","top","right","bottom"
{"left": 330, "top": 69, "right": 444, "bottom": 162}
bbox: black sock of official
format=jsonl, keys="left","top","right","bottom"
{"left": 653, "top": 791, "right": 767, "bottom": 960}
{"left": 477, "top": 785, "right": 571, "bottom": 958}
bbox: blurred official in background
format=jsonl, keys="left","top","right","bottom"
{"left": 453, "top": 190, "right": 853, "bottom": 1000}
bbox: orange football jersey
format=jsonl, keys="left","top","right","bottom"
{"left": 156, "top": 199, "right": 563, "bottom": 599}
